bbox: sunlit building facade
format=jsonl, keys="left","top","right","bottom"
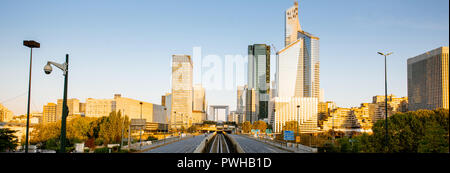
{"left": 273, "top": 2, "right": 321, "bottom": 134}
{"left": 248, "top": 44, "right": 271, "bottom": 121}
{"left": 85, "top": 98, "right": 115, "bottom": 118}
{"left": 0, "top": 103, "right": 14, "bottom": 122}
{"left": 42, "top": 103, "right": 57, "bottom": 123}
{"left": 273, "top": 97, "right": 319, "bottom": 133}
{"left": 171, "top": 55, "right": 193, "bottom": 129}
{"left": 407, "top": 46, "right": 449, "bottom": 111}
{"left": 277, "top": 2, "right": 320, "bottom": 99}
{"left": 57, "top": 98, "right": 80, "bottom": 122}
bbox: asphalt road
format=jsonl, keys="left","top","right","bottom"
{"left": 229, "top": 134, "right": 291, "bottom": 153}
{"left": 144, "top": 135, "right": 206, "bottom": 153}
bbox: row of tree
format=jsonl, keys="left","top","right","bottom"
{"left": 321, "top": 109, "right": 449, "bottom": 153}
{"left": 29, "top": 111, "right": 130, "bottom": 151}
{"left": 241, "top": 120, "right": 269, "bottom": 133}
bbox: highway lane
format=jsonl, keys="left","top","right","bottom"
{"left": 144, "top": 135, "right": 206, "bottom": 153}
{"left": 229, "top": 134, "right": 291, "bottom": 153}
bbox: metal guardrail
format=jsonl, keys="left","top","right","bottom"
{"left": 244, "top": 134, "right": 318, "bottom": 153}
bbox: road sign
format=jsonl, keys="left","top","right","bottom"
{"left": 130, "top": 119, "right": 146, "bottom": 130}
{"left": 284, "top": 131, "right": 294, "bottom": 141}
{"left": 296, "top": 136, "right": 301, "bottom": 143}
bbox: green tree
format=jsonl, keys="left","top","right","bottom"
{"left": 0, "top": 128, "right": 18, "bottom": 152}
{"left": 98, "top": 111, "right": 130, "bottom": 145}
{"left": 363, "top": 109, "right": 448, "bottom": 153}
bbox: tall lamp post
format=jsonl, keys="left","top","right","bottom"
{"left": 296, "top": 105, "right": 300, "bottom": 142}
{"left": 23, "top": 40, "right": 40, "bottom": 153}
{"left": 139, "top": 102, "right": 143, "bottom": 150}
{"left": 377, "top": 51, "right": 393, "bottom": 150}
{"left": 44, "top": 54, "right": 69, "bottom": 153}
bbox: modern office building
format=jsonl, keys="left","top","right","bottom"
{"left": 277, "top": 2, "right": 320, "bottom": 99}
{"left": 272, "top": 2, "right": 321, "bottom": 134}
{"left": 0, "top": 103, "right": 14, "bottom": 122}
{"left": 171, "top": 55, "right": 193, "bottom": 129}
{"left": 245, "top": 88, "right": 258, "bottom": 122}
{"left": 162, "top": 93, "right": 172, "bottom": 128}
{"left": 407, "top": 46, "right": 449, "bottom": 111}
{"left": 192, "top": 84, "right": 206, "bottom": 123}
{"left": 273, "top": 97, "right": 319, "bottom": 133}
{"left": 247, "top": 44, "right": 270, "bottom": 121}
{"left": 227, "top": 111, "right": 240, "bottom": 123}
{"left": 42, "top": 103, "right": 57, "bottom": 123}
{"left": 236, "top": 85, "right": 246, "bottom": 114}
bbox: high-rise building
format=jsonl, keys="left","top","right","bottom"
{"left": 273, "top": 2, "right": 321, "bottom": 134}
{"left": 277, "top": 2, "right": 320, "bottom": 99}
{"left": 193, "top": 84, "right": 206, "bottom": 124}
{"left": 0, "top": 103, "right": 14, "bottom": 122}
{"left": 248, "top": 44, "right": 270, "bottom": 121}
{"left": 171, "top": 55, "right": 193, "bottom": 129}
{"left": 245, "top": 87, "right": 257, "bottom": 122}
{"left": 236, "top": 86, "right": 246, "bottom": 114}
{"left": 407, "top": 46, "right": 449, "bottom": 111}
{"left": 42, "top": 103, "right": 57, "bottom": 123}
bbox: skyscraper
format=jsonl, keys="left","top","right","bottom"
{"left": 407, "top": 46, "right": 449, "bottom": 111}
{"left": 273, "top": 2, "right": 320, "bottom": 133}
{"left": 171, "top": 54, "right": 193, "bottom": 129}
{"left": 247, "top": 44, "right": 270, "bottom": 121}
{"left": 193, "top": 84, "right": 206, "bottom": 123}
{"left": 277, "top": 2, "right": 320, "bottom": 99}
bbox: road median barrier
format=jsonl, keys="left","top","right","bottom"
{"left": 223, "top": 132, "right": 245, "bottom": 153}
{"left": 193, "top": 132, "right": 216, "bottom": 153}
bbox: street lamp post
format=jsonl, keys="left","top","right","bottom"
{"left": 44, "top": 54, "right": 69, "bottom": 153}
{"left": 139, "top": 102, "right": 143, "bottom": 150}
{"left": 377, "top": 51, "right": 393, "bottom": 150}
{"left": 296, "top": 105, "right": 300, "bottom": 143}
{"left": 23, "top": 40, "right": 40, "bottom": 153}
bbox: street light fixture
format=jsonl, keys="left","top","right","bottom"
{"left": 377, "top": 51, "right": 393, "bottom": 150}
{"left": 23, "top": 40, "right": 40, "bottom": 153}
{"left": 44, "top": 54, "right": 69, "bottom": 153}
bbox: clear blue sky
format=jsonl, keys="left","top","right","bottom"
{"left": 0, "top": 0, "right": 448, "bottom": 115}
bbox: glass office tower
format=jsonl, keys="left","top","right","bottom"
{"left": 248, "top": 44, "right": 271, "bottom": 121}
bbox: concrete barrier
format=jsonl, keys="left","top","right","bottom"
{"left": 193, "top": 132, "right": 216, "bottom": 153}
{"left": 223, "top": 132, "right": 245, "bottom": 153}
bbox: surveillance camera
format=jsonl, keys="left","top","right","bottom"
{"left": 44, "top": 64, "right": 52, "bottom": 74}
